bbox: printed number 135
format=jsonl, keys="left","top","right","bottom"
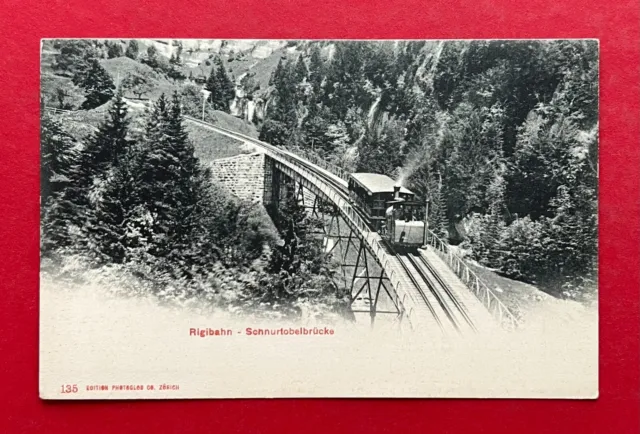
{"left": 61, "top": 384, "right": 78, "bottom": 393}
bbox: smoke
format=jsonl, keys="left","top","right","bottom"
{"left": 396, "top": 152, "right": 425, "bottom": 187}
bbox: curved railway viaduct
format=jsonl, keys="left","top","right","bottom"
{"left": 185, "top": 116, "right": 518, "bottom": 336}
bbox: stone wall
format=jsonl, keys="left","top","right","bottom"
{"left": 208, "top": 152, "right": 266, "bottom": 203}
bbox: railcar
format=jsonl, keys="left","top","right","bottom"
{"left": 347, "top": 173, "right": 426, "bottom": 248}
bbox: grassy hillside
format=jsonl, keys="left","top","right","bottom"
{"left": 187, "top": 124, "right": 247, "bottom": 162}
{"left": 41, "top": 41, "right": 259, "bottom": 161}
{"left": 203, "top": 109, "right": 258, "bottom": 137}
{"left": 464, "top": 259, "right": 597, "bottom": 327}
{"left": 47, "top": 102, "right": 255, "bottom": 163}
{"left": 46, "top": 109, "right": 105, "bottom": 140}
{"left": 186, "top": 45, "right": 289, "bottom": 91}
{"left": 188, "top": 110, "right": 259, "bottom": 162}
{"left": 249, "top": 47, "right": 291, "bottom": 89}
{"left": 100, "top": 57, "right": 179, "bottom": 100}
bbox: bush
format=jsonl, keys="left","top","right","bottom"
{"left": 464, "top": 211, "right": 596, "bottom": 301}
{"left": 495, "top": 216, "right": 547, "bottom": 282}
{"left": 259, "top": 119, "right": 289, "bottom": 147}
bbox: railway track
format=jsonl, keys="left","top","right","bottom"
{"left": 408, "top": 252, "right": 477, "bottom": 333}
{"left": 393, "top": 250, "right": 478, "bottom": 336}
{"left": 394, "top": 252, "right": 446, "bottom": 333}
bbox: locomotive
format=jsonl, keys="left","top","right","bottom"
{"left": 347, "top": 173, "right": 426, "bottom": 248}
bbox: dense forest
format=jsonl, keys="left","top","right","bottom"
{"left": 259, "top": 40, "right": 598, "bottom": 301}
{"left": 41, "top": 40, "right": 349, "bottom": 319}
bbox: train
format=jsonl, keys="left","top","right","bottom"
{"left": 347, "top": 173, "right": 426, "bottom": 248}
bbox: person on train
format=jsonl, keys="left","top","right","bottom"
{"left": 380, "top": 221, "right": 387, "bottom": 235}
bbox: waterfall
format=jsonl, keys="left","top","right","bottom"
{"left": 367, "top": 94, "right": 382, "bottom": 129}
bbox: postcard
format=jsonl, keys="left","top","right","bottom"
{"left": 39, "top": 38, "right": 598, "bottom": 399}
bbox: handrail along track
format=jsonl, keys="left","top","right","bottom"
{"left": 426, "top": 230, "right": 519, "bottom": 330}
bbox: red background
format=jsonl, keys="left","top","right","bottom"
{"left": 1, "top": 0, "right": 638, "bottom": 432}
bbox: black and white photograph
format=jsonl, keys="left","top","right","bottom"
{"left": 39, "top": 39, "right": 598, "bottom": 399}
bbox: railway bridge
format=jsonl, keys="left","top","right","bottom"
{"left": 191, "top": 117, "right": 517, "bottom": 334}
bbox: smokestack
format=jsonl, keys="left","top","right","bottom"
{"left": 394, "top": 183, "right": 401, "bottom": 200}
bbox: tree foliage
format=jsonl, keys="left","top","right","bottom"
{"left": 72, "top": 58, "right": 116, "bottom": 109}
{"left": 260, "top": 40, "right": 598, "bottom": 300}
{"left": 122, "top": 67, "right": 156, "bottom": 99}
{"left": 125, "top": 40, "right": 139, "bottom": 60}
{"left": 42, "top": 87, "right": 340, "bottom": 318}
{"left": 204, "top": 57, "right": 235, "bottom": 112}
{"left": 254, "top": 187, "right": 349, "bottom": 317}
{"left": 145, "top": 45, "right": 159, "bottom": 69}
{"left": 53, "top": 40, "right": 101, "bottom": 76}
{"left": 106, "top": 41, "right": 124, "bottom": 59}
{"left": 40, "top": 115, "right": 82, "bottom": 252}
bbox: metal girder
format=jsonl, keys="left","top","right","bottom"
{"left": 268, "top": 157, "right": 406, "bottom": 328}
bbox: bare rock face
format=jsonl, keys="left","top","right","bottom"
{"left": 141, "top": 39, "right": 288, "bottom": 125}
{"left": 230, "top": 96, "right": 269, "bottom": 124}
{"left": 249, "top": 40, "right": 288, "bottom": 59}
{"left": 147, "top": 39, "right": 288, "bottom": 60}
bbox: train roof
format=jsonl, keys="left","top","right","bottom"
{"left": 349, "top": 173, "right": 414, "bottom": 195}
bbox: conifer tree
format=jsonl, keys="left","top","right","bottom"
{"left": 146, "top": 45, "right": 159, "bottom": 68}
{"left": 88, "top": 148, "right": 140, "bottom": 264}
{"left": 294, "top": 55, "right": 308, "bottom": 83}
{"left": 308, "top": 45, "right": 324, "bottom": 95}
{"left": 79, "top": 88, "right": 131, "bottom": 181}
{"left": 301, "top": 108, "right": 331, "bottom": 156}
{"left": 73, "top": 58, "right": 116, "bottom": 109}
{"left": 106, "top": 42, "right": 123, "bottom": 59}
{"left": 166, "top": 91, "right": 231, "bottom": 272}
{"left": 258, "top": 119, "right": 289, "bottom": 147}
{"left": 428, "top": 175, "right": 449, "bottom": 240}
{"left": 40, "top": 115, "right": 82, "bottom": 253}
{"left": 125, "top": 40, "right": 139, "bottom": 60}
{"left": 134, "top": 94, "right": 172, "bottom": 249}
{"left": 41, "top": 116, "right": 79, "bottom": 205}
{"left": 176, "top": 43, "right": 183, "bottom": 65}
{"left": 269, "top": 58, "right": 284, "bottom": 87}
{"left": 204, "top": 59, "right": 235, "bottom": 112}
{"left": 54, "top": 40, "right": 98, "bottom": 77}
{"left": 216, "top": 61, "right": 235, "bottom": 112}
{"left": 78, "top": 90, "right": 136, "bottom": 263}
{"left": 483, "top": 173, "right": 507, "bottom": 267}
{"left": 133, "top": 92, "right": 213, "bottom": 268}
{"left": 205, "top": 66, "right": 220, "bottom": 108}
